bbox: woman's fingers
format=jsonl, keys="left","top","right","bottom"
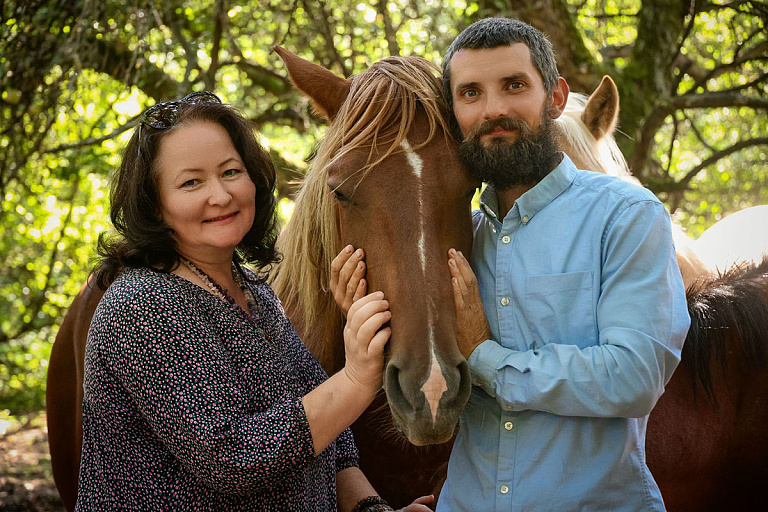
{"left": 355, "top": 309, "right": 392, "bottom": 348}
{"left": 346, "top": 291, "right": 383, "bottom": 321}
{"left": 331, "top": 245, "right": 366, "bottom": 315}
{"left": 343, "top": 291, "right": 390, "bottom": 390}
{"left": 347, "top": 295, "right": 390, "bottom": 338}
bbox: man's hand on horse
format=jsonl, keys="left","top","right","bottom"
{"left": 332, "top": 245, "right": 368, "bottom": 318}
{"left": 448, "top": 248, "right": 492, "bottom": 360}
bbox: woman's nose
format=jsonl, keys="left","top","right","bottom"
{"left": 207, "top": 179, "right": 233, "bottom": 205}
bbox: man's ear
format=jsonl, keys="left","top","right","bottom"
{"left": 549, "top": 77, "right": 569, "bottom": 118}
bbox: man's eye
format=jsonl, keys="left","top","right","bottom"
{"left": 508, "top": 82, "right": 523, "bottom": 90}
{"left": 463, "top": 90, "right": 478, "bottom": 98}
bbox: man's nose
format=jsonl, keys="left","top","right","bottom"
{"left": 483, "top": 93, "right": 508, "bottom": 120}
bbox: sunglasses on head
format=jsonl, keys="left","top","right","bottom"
{"left": 138, "top": 91, "right": 222, "bottom": 131}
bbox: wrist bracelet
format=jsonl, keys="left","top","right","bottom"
{"left": 351, "top": 495, "right": 394, "bottom": 512}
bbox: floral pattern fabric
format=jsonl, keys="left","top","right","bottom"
{"left": 76, "top": 266, "right": 358, "bottom": 511}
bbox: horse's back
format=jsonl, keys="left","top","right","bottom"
{"left": 648, "top": 258, "right": 768, "bottom": 511}
{"left": 695, "top": 205, "right": 768, "bottom": 272}
{"left": 47, "top": 279, "right": 104, "bottom": 512}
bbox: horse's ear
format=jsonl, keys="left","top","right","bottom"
{"left": 581, "top": 75, "right": 619, "bottom": 140}
{"left": 273, "top": 46, "right": 351, "bottom": 121}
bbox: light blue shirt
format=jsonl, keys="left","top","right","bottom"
{"left": 437, "top": 154, "right": 689, "bottom": 511}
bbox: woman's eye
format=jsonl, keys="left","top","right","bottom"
{"left": 181, "top": 179, "right": 198, "bottom": 188}
{"left": 223, "top": 168, "right": 241, "bottom": 177}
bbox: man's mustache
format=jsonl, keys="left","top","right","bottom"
{"left": 466, "top": 117, "right": 532, "bottom": 141}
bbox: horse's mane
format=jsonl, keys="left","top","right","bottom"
{"left": 684, "top": 257, "right": 768, "bottom": 403}
{"left": 269, "top": 56, "right": 450, "bottom": 372}
{"left": 556, "top": 92, "right": 637, "bottom": 183}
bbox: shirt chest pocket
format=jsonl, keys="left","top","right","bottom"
{"left": 524, "top": 270, "right": 597, "bottom": 349}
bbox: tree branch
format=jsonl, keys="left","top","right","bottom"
{"left": 224, "top": 38, "right": 294, "bottom": 95}
{"left": 678, "top": 136, "right": 768, "bottom": 188}
{"left": 161, "top": 5, "right": 202, "bottom": 90}
{"left": 40, "top": 122, "right": 137, "bottom": 155}
{"left": 208, "top": 0, "right": 229, "bottom": 87}
{"left": 305, "top": 0, "right": 350, "bottom": 77}
{"left": 377, "top": 0, "right": 400, "bottom": 56}
{"left": 688, "top": 40, "right": 768, "bottom": 92}
{"left": 633, "top": 89, "right": 768, "bottom": 173}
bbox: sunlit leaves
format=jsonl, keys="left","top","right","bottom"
{"left": 1, "top": 0, "right": 765, "bottom": 417}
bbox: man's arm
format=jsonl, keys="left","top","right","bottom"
{"left": 450, "top": 201, "right": 690, "bottom": 418}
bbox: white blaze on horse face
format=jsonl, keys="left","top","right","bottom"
{"left": 419, "top": 300, "right": 447, "bottom": 423}
{"left": 421, "top": 350, "right": 448, "bottom": 423}
{"left": 400, "top": 139, "right": 427, "bottom": 274}
{"left": 401, "top": 139, "right": 447, "bottom": 421}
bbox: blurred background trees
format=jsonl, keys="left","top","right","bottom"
{"left": 1, "top": 0, "right": 766, "bottom": 418}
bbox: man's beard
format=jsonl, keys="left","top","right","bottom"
{"left": 458, "top": 110, "right": 560, "bottom": 190}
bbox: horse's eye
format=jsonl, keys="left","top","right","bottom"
{"left": 330, "top": 186, "right": 351, "bottom": 204}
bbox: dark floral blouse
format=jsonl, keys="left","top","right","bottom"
{"left": 75, "top": 266, "right": 358, "bottom": 511}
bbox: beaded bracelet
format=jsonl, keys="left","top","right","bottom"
{"left": 351, "top": 495, "right": 394, "bottom": 512}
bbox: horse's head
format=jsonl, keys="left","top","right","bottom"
{"left": 555, "top": 75, "right": 636, "bottom": 182}
{"left": 271, "top": 47, "right": 477, "bottom": 445}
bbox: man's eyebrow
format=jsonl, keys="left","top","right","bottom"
{"left": 455, "top": 72, "right": 532, "bottom": 91}
{"left": 501, "top": 72, "right": 531, "bottom": 82}
{"left": 454, "top": 81, "right": 479, "bottom": 90}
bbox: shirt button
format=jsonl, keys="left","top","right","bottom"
{"left": 504, "top": 421, "right": 514, "bottom": 430}
{"left": 500, "top": 485, "right": 509, "bottom": 494}
{"left": 522, "top": 215, "right": 529, "bottom": 223}
{"left": 501, "top": 235, "right": 511, "bottom": 244}
{"left": 500, "top": 297, "right": 510, "bottom": 306}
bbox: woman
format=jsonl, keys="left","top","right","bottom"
{"left": 76, "top": 92, "right": 432, "bottom": 512}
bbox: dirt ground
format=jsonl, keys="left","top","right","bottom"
{"left": 0, "top": 413, "right": 65, "bottom": 512}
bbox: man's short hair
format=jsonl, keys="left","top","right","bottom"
{"left": 442, "top": 17, "right": 559, "bottom": 109}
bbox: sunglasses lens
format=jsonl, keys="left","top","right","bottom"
{"left": 139, "top": 91, "right": 222, "bottom": 130}
{"left": 182, "top": 91, "right": 222, "bottom": 105}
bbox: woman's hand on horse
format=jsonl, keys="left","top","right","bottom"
{"left": 448, "top": 248, "right": 492, "bottom": 360}
{"left": 332, "top": 245, "right": 368, "bottom": 318}
{"left": 343, "top": 291, "right": 391, "bottom": 391}
{"left": 396, "top": 494, "right": 435, "bottom": 511}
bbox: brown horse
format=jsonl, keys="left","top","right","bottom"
{"left": 646, "top": 259, "right": 768, "bottom": 511}
{"left": 268, "top": 47, "right": 477, "bottom": 506}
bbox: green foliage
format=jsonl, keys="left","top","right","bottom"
{"left": 0, "top": 328, "right": 54, "bottom": 415}
{"left": 0, "top": 0, "right": 765, "bottom": 416}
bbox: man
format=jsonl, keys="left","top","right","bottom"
{"left": 441, "top": 17, "right": 690, "bottom": 510}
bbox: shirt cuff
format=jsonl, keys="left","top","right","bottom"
{"left": 467, "top": 339, "right": 512, "bottom": 397}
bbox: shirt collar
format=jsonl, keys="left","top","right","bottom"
{"left": 479, "top": 152, "right": 578, "bottom": 223}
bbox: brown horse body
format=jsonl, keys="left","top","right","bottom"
{"left": 647, "top": 260, "right": 768, "bottom": 511}
{"left": 47, "top": 56, "right": 768, "bottom": 511}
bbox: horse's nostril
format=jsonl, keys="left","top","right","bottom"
{"left": 384, "top": 363, "right": 407, "bottom": 407}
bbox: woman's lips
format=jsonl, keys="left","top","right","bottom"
{"left": 203, "top": 212, "right": 238, "bottom": 223}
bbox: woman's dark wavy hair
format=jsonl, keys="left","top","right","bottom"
{"left": 93, "top": 100, "right": 280, "bottom": 289}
